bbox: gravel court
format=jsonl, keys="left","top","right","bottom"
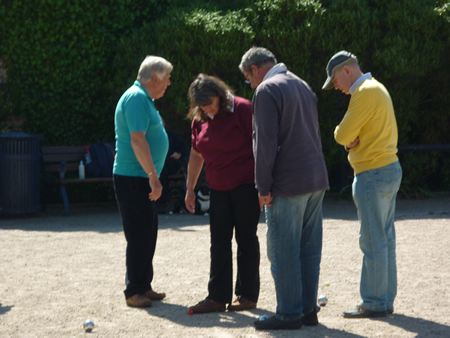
{"left": 0, "top": 197, "right": 449, "bottom": 337}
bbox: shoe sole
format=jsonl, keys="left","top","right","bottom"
{"left": 145, "top": 292, "right": 166, "bottom": 301}
{"left": 302, "top": 321, "right": 319, "bottom": 326}
{"left": 190, "top": 307, "right": 226, "bottom": 314}
{"left": 147, "top": 296, "right": 165, "bottom": 301}
{"left": 228, "top": 305, "right": 257, "bottom": 312}
{"left": 254, "top": 317, "right": 302, "bottom": 330}
{"left": 254, "top": 322, "right": 302, "bottom": 330}
{"left": 126, "top": 302, "right": 152, "bottom": 308}
{"left": 343, "top": 311, "right": 386, "bottom": 318}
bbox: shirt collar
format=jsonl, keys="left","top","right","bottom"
{"left": 207, "top": 92, "right": 235, "bottom": 120}
{"left": 263, "top": 63, "right": 287, "bottom": 82}
{"left": 134, "top": 80, "right": 154, "bottom": 101}
{"left": 349, "top": 72, "right": 372, "bottom": 95}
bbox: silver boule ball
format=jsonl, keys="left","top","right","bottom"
{"left": 259, "top": 315, "right": 269, "bottom": 321}
{"left": 318, "top": 295, "right": 328, "bottom": 307}
{"left": 83, "top": 319, "right": 95, "bottom": 332}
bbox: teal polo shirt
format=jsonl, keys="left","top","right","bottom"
{"left": 113, "top": 81, "right": 169, "bottom": 177}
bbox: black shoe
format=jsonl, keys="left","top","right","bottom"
{"left": 254, "top": 315, "right": 302, "bottom": 330}
{"left": 302, "top": 309, "right": 318, "bottom": 326}
{"left": 343, "top": 306, "right": 386, "bottom": 318}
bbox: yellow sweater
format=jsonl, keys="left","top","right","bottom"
{"left": 334, "top": 77, "right": 398, "bottom": 175}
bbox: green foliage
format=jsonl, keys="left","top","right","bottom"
{"left": 372, "top": 0, "right": 449, "bottom": 146}
{"left": 435, "top": 1, "right": 450, "bottom": 22}
{"left": 112, "top": 6, "right": 255, "bottom": 140}
{"left": 1, "top": 0, "right": 449, "bottom": 196}
{"left": 0, "top": 0, "right": 159, "bottom": 145}
{"left": 313, "top": 0, "right": 450, "bottom": 192}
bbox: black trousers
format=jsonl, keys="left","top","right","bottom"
{"left": 208, "top": 184, "right": 261, "bottom": 304}
{"left": 113, "top": 174, "right": 158, "bottom": 299}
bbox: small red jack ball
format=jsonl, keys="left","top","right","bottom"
{"left": 188, "top": 309, "right": 194, "bottom": 315}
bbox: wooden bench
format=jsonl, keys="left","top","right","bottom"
{"left": 41, "top": 146, "right": 113, "bottom": 216}
{"left": 41, "top": 146, "right": 187, "bottom": 216}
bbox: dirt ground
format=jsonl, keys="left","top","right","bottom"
{"left": 1, "top": 196, "right": 449, "bottom": 337}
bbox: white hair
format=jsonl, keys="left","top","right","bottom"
{"left": 137, "top": 56, "right": 173, "bottom": 81}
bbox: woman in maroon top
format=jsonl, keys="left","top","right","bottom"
{"left": 185, "top": 74, "right": 261, "bottom": 314}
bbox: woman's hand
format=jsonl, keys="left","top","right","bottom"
{"left": 185, "top": 189, "right": 196, "bottom": 213}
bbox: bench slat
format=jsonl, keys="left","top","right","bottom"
{"left": 44, "top": 163, "right": 79, "bottom": 172}
{"left": 42, "top": 146, "right": 86, "bottom": 164}
{"left": 47, "top": 177, "right": 112, "bottom": 184}
{"left": 41, "top": 146, "right": 86, "bottom": 154}
{"left": 42, "top": 153, "right": 85, "bottom": 163}
{"left": 41, "top": 146, "right": 113, "bottom": 216}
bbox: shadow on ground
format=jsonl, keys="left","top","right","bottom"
{"left": 141, "top": 301, "right": 367, "bottom": 337}
{"left": 0, "top": 303, "right": 13, "bottom": 315}
{"left": 374, "top": 313, "right": 450, "bottom": 337}
{"left": 1, "top": 196, "right": 449, "bottom": 234}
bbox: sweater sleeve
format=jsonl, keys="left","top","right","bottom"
{"left": 253, "top": 86, "right": 279, "bottom": 196}
{"left": 334, "top": 86, "right": 376, "bottom": 146}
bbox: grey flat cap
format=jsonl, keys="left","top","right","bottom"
{"left": 322, "top": 51, "right": 358, "bottom": 90}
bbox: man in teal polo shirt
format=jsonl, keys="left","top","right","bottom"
{"left": 113, "top": 55, "right": 172, "bottom": 308}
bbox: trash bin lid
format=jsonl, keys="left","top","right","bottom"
{"left": 0, "top": 132, "right": 42, "bottom": 138}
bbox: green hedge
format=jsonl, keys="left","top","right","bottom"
{"left": 0, "top": 0, "right": 160, "bottom": 144}
{"left": 1, "top": 0, "right": 449, "bottom": 194}
{"left": 111, "top": 6, "right": 255, "bottom": 139}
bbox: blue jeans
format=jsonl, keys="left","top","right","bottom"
{"left": 352, "top": 161, "right": 402, "bottom": 312}
{"left": 265, "top": 190, "right": 325, "bottom": 321}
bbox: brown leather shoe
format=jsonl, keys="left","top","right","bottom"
{"left": 126, "top": 294, "right": 152, "bottom": 308}
{"left": 189, "top": 298, "right": 226, "bottom": 314}
{"left": 145, "top": 289, "right": 166, "bottom": 301}
{"left": 227, "top": 296, "right": 257, "bottom": 311}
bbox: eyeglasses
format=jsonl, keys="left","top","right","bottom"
{"left": 244, "top": 72, "right": 251, "bottom": 84}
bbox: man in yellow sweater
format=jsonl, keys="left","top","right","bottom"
{"left": 323, "top": 51, "right": 402, "bottom": 318}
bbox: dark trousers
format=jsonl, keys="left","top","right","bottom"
{"left": 113, "top": 174, "right": 158, "bottom": 299}
{"left": 208, "top": 184, "right": 261, "bottom": 304}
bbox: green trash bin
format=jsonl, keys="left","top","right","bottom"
{"left": 0, "top": 132, "right": 42, "bottom": 214}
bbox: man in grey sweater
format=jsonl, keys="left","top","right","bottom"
{"left": 239, "top": 47, "right": 329, "bottom": 330}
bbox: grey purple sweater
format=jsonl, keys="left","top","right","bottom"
{"left": 252, "top": 69, "right": 329, "bottom": 197}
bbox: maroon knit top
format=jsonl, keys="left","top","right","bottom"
{"left": 191, "top": 96, "right": 255, "bottom": 191}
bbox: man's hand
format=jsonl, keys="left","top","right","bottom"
{"left": 185, "top": 189, "right": 196, "bottom": 213}
{"left": 346, "top": 137, "right": 360, "bottom": 150}
{"left": 148, "top": 176, "right": 162, "bottom": 201}
{"left": 258, "top": 192, "right": 273, "bottom": 211}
